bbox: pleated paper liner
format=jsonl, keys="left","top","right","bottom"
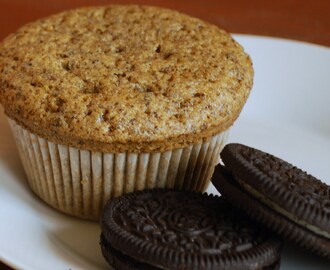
{"left": 8, "top": 118, "right": 228, "bottom": 220}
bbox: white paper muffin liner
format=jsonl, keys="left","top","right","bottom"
{"left": 8, "top": 118, "right": 228, "bottom": 220}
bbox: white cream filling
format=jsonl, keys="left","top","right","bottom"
{"left": 237, "top": 178, "right": 330, "bottom": 239}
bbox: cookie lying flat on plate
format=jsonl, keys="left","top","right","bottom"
{"left": 212, "top": 143, "right": 330, "bottom": 259}
{"left": 100, "top": 189, "right": 282, "bottom": 270}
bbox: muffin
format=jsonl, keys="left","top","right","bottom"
{"left": 0, "top": 5, "right": 253, "bottom": 220}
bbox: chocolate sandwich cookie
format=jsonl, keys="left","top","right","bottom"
{"left": 100, "top": 189, "right": 282, "bottom": 270}
{"left": 212, "top": 143, "right": 330, "bottom": 258}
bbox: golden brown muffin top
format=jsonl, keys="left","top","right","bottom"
{"left": 0, "top": 5, "right": 253, "bottom": 152}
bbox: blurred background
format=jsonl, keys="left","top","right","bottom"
{"left": 0, "top": 0, "right": 329, "bottom": 46}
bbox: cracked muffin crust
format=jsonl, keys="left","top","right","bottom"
{"left": 0, "top": 5, "right": 253, "bottom": 153}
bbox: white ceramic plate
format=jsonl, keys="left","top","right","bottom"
{"left": 0, "top": 35, "right": 329, "bottom": 270}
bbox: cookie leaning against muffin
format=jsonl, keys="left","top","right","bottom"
{"left": 0, "top": 5, "right": 253, "bottom": 219}
{"left": 212, "top": 143, "right": 330, "bottom": 259}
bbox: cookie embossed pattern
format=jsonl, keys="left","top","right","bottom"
{"left": 101, "top": 189, "right": 282, "bottom": 270}
{"left": 111, "top": 191, "right": 257, "bottom": 250}
{"left": 232, "top": 144, "right": 330, "bottom": 230}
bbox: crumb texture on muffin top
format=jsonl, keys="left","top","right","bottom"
{"left": 0, "top": 5, "right": 253, "bottom": 152}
